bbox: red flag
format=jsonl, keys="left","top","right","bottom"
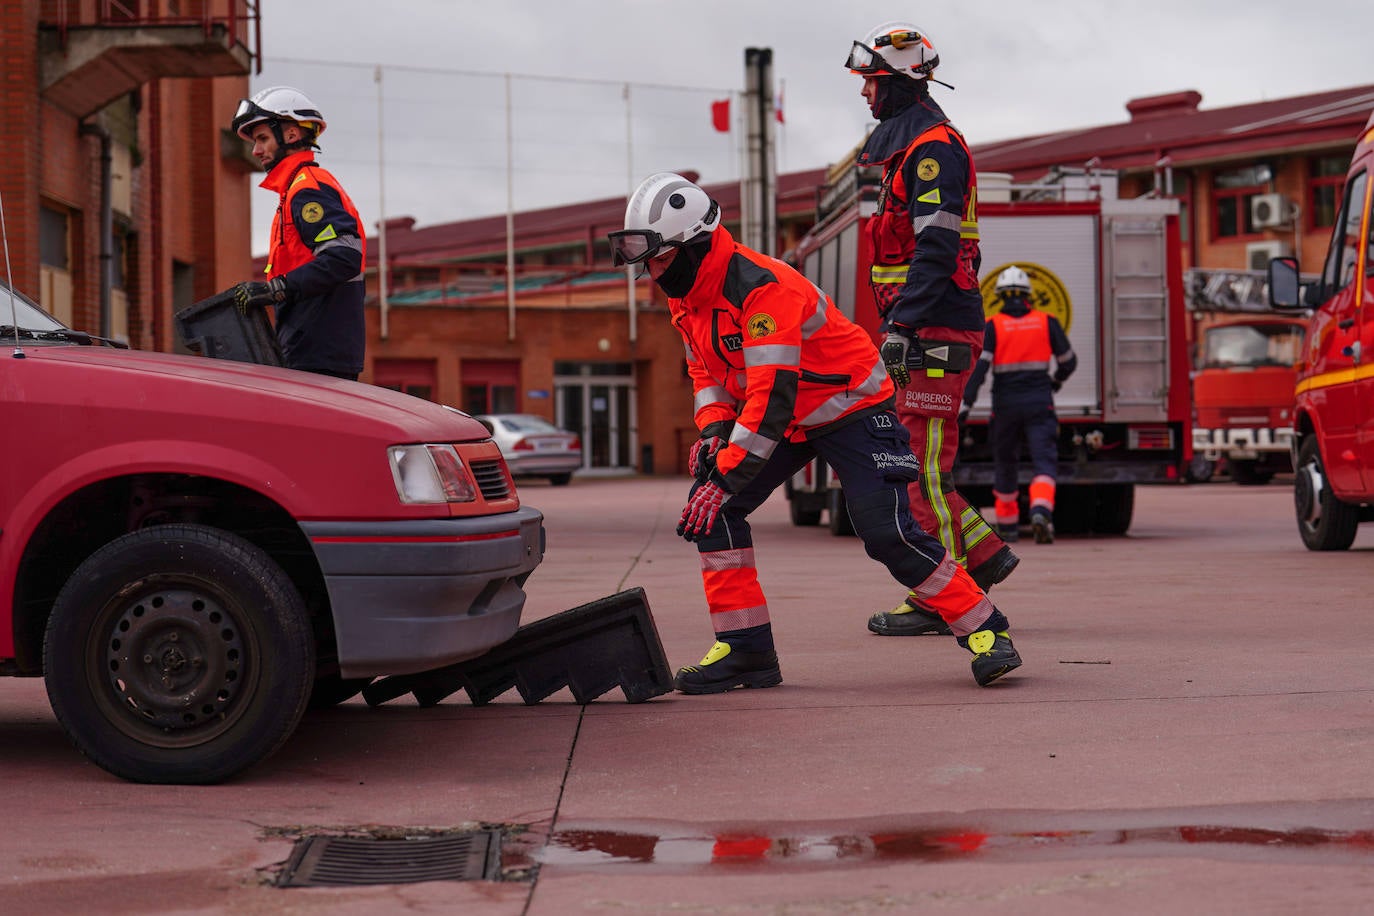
{"left": 711, "top": 98, "right": 730, "bottom": 133}
{"left": 775, "top": 83, "right": 785, "bottom": 124}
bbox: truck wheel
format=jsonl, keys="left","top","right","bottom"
{"left": 1093, "top": 484, "right": 1135, "bottom": 535}
{"left": 42, "top": 524, "right": 315, "bottom": 784}
{"left": 785, "top": 482, "right": 822, "bottom": 526}
{"left": 1230, "top": 460, "right": 1274, "bottom": 486}
{"left": 1294, "top": 438, "right": 1359, "bottom": 551}
{"left": 1053, "top": 486, "right": 1094, "bottom": 535}
{"left": 827, "top": 489, "right": 855, "bottom": 537}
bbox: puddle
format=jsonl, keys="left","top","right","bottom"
{"left": 540, "top": 821, "right": 1374, "bottom": 873}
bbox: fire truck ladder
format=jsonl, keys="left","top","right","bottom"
{"left": 1104, "top": 215, "right": 1170, "bottom": 421}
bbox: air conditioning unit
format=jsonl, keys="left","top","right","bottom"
{"left": 1245, "top": 240, "right": 1292, "bottom": 271}
{"left": 1250, "top": 193, "right": 1291, "bottom": 229}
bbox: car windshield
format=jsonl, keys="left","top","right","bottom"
{"left": 499, "top": 415, "right": 563, "bottom": 433}
{"left": 1201, "top": 323, "right": 1305, "bottom": 369}
{"left": 1, "top": 283, "right": 66, "bottom": 334}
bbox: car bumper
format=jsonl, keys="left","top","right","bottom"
{"left": 300, "top": 507, "right": 545, "bottom": 677}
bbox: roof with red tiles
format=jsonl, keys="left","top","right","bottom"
{"left": 972, "top": 84, "right": 1374, "bottom": 179}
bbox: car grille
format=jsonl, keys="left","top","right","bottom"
{"left": 470, "top": 459, "right": 511, "bottom": 501}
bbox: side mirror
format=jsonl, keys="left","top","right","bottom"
{"left": 1267, "top": 256, "right": 1303, "bottom": 310}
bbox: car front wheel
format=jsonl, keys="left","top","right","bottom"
{"left": 43, "top": 524, "right": 315, "bottom": 784}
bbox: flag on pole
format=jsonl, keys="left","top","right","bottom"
{"left": 776, "top": 81, "right": 785, "bottom": 124}
{"left": 711, "top": 98, "right": 731, "bottom": 133}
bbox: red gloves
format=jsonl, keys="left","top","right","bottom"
{"left": 677, "top": 479, "right": 729, "bottom": 541}
{"left": 688, "top": 435, "right": 727, "bottom": 480}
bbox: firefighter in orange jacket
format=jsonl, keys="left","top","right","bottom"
{"left": 962, "top": 266, "right": 1077, "bottom": 544}
{"left": 230, "top": 86, "right": 366, "bottom": 380}
{"left": 608, "top": 172, "right": 1022, "bottom": 692}
{"left": 847, "top": 22, "right": 1020, "bottom": 639}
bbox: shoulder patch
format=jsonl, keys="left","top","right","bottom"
{"left": 313, "top": 224, "right": 339, "bottom": 243}
{"left": 916, "top": 157, "right": 941, "bottom": 182}
{"left": 301, "top": 201, "right": 324, "bottom": 224}
{"left": 747, "top": 313, "right": 777, "bottom": 338}
{"left": 916, "top": 187, "right": 942, "bottom": 205}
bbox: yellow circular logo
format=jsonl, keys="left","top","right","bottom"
{"left": 916, "top": 157, "right": 941, "bottom": 182}
{"left": 301, "top": 201, "right": 324, "bottom": 224}
{"left": 979, "top": 262, "right": 1073, "bottom": 331}
{"left": 747, "top": 313, "right": 777, "bottom": 338}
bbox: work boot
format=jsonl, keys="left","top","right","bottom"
{"left": 867, "top": 593, "right": 952, "bottom": 636}
{"left": 1030, "top": 510, "right": 1054, "bottom": 545}
{"left": 961, "top": 628, "right": 1022, "bottom": 686}
{"left": 997, "top": 523, "right": 1020, "bottom": 543}
{"left": 674, "top": 641, "right": 782, "bottom": 694}
{"left": 968, "top": 544, "right": 1019, "bottom": 592}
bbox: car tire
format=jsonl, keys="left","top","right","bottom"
{"left": 43, "top": 523, "right": 315, "bottom": 784}
{"left": 1294, "top": 437, "right": 1358, "bottom": 551}
{"left": 1230, "top": 460, "right": 1274, "bottom": 486}
{"left": 549, "top": 473, "right": 573, "bottom": 486}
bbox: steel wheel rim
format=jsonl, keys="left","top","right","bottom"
{"left": 89, "top": 577, "right": 259, "bottom": 748}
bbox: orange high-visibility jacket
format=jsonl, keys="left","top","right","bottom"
{"left": 669, "top": 227, "right": 894, "bottom": 491}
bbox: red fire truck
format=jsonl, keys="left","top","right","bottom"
{"left": 785, "top": 164, "right": 1192, "bottom": 536}
{"left": 1185, "top": 272, "right": 1307, "bottom": 485}
{"left": 1267, "top": 107, "right": 1374, "bottom": 549}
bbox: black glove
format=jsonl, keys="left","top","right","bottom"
{"left": 234, "top": 277, "right": 288, "bottom": 314}
{"left": 1051, "top": 379, "right": 1063, "bottom": 393}
{"left": 880, "top": 331, "right": 915, "bottom": 387}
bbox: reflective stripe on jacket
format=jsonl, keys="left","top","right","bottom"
{"left": 669, "top": 226, "right": 895, "bottom": 492}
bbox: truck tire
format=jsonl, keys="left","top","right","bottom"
{"left": 827, "top": 489, "right": 855, "bottom": 537}
{"left": 1230, "top": 460, "right": 1274, "bottom": 486}
{"left": 1093, "top": 484, "right": 1135, "bottom": 535}
{"left": 43, "top": 524, "right": 315, "bottom": 784}
{"left": 1053, "top": 486, "right": 1095, "bottom": 535}
{"left": 1294, "top": 438, "right": 1359, "bottom": 551}
{"left": 786, "top": 482, "right": 823, "bottom": 526}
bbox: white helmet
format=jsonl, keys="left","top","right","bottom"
{"left": 995, "top": 265, "right": 1032, "bottom": 295}
{"left": 608, "top": 172, "right": 721, "bottom": 266}
{"left": 231, "top": 86, "right": 327, "bottom": 140}
{"left": 845, "top": 22, "right": 940, "bottom": 81}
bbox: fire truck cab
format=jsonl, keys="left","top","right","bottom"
{"left": 1268, "top": 108, "right": 1374, "bottom": 549}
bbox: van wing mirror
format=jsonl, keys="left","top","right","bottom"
{"left": 1267, "top": 256, "right": 1304, "bottom": 310}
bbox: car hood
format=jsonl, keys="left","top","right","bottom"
{"left": 19, "top": 346, "right": 488, "bottom": 441}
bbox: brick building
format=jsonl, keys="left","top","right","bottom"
{"left": 362, "top": 84, "right": 1373, "bottom": 479}
{"left": 3, "top": 1, "right": 259, "bottom": 350}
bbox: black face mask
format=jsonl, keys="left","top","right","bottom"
{"left": 654, "top": 235, "right": 713, "bottom": 298}
{"left": 871, "top": 76, "right": 927, "bottom": 120}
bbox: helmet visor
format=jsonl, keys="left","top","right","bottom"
{"left": 232, "top": 98, "right": 274, "bottom": 136}
{"left": 608, "top": 229, "right": 666, "bottom": 266}
{"left": 845, "top": 40, "right": 895, "bottom": 76}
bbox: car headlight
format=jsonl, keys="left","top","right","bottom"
{"left": 388, "top": 444, "right": 477, "bottom": 503}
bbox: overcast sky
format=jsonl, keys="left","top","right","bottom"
{"left": 247, "top": 0, "right": 1372, "bottom": 255}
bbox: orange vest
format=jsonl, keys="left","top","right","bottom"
{"left": 261, "top": 150, "right": 366, "bottom": 279}
{"left": 991, "top": 309, "right": 1053, "bottom": 372}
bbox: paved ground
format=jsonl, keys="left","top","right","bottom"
{"left": 4, "top": 475, "right": 1374, "bottom": 914}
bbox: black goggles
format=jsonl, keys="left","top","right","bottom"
{"left": 608, "top": 230, "right": 683, "bottom": 267}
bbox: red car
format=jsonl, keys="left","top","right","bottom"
{"left": 0, "top": 286, "right": 543, "bottom": 783}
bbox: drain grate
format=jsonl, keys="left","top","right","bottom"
{"left": 277, "top": 830, "right": 501, "bottom": 887}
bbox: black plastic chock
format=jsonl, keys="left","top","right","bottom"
{"left": 361, "top": 587, "right": 673, "bottom": 708}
